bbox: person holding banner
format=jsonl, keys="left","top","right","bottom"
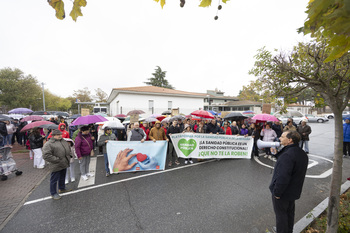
{"left": 149, "top": 121, "right": 168, "bottom": 142}
{"left": 183, "top": 124, "right": 194, "bottom": 164}
{"left": 98, "top": 127, "right": 117, "bottom": 177}
{"left": 206, "top": 119, "right": 224, "bottom": 135}
{"left": 221, "top": 122, "right": 232, "bottom": 135}
{"left": 127, "top": 122, "right": 146, "bottom": 142}
{"left": 167, "top": 120, "right": 181, "bottom": 167}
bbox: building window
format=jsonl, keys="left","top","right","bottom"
{"left": 168, "top": 101, "right": 172, "bottom": 110}
{"left": 149, "top": 100, "right": 154, "bottom": 110}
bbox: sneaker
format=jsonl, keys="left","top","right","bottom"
{"left": 81, "top": 175, "right": 88, "bottom": 181}
{"left": 168, "top": 161, "right": 172, "bottom": 167}
{"left": 106, "top": 172, "right": 110, "bottom": 177}
{"left": 264, "top": 155, "right": 268, "bottom": 158}
{"left": 175, "top": 160, "right": 180, "bottom": 165}
{"left": 65, "top": 179, "right": 69, "bottom": 184}
{"left": 184, "top": 160, "right": 188, "bottom": 164}
{"left": 59, "top": 188, "right": 72, "bottom": 194}
{"left": 189, "top": 160, "right": 194, "bottom": 164}
{"left": 272, "top": 158, "right": 277, "bottom": 162}
{"left": 268, "top": 155, "right": 272, "bottom": 160}
{"left": 87, "top": 172, "right": 95, "bottom": 177}
{"left": 51, "top": 193, "right": 61, "bottom": 200}
{"left": 15, "top": 171, "right": 23, "bottom": 176}
{"left": 71, "top": 178, "right": 75, "bottom": 182}
{"left": 37, "top": 166, "right": 44, "bottom": 169}
{"left": 1, "top": 175, "right": 8, "bottom": 181}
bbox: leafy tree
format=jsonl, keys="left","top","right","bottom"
{"left": 238, "top": 80, "right": 275, "bottom": 103}
{"left": 249, "top": 39, "right": 350, "bottom": 233}
{"left": 144, "top": 66, "right": 174, "bottom": 89}
{"left": 0, "top": 67, "right": 43, "bottom": 111}
{"left": 94, "top": 88, "right": 108, "bottom": 102}
{"left": 73, "top": 87, "right": 93, "bottom": 102}
{"left": 48, "top": 0, "right": 230, "bottom": 20}
{"left": 301, "top": 0, "right": 350, "bottom": 62}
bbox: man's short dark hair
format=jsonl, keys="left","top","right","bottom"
{"left": 285, "top": 130, "right": 300, "bottom": 144}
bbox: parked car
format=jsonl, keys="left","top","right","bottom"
{"left": 324, "top": 113, "right": 334, "bottom": 119}
{"left": 305, "top": 114, "right": 329, "bottom": 123}
{"left": 274, "top": 111, "right": 308, "bottom": 125}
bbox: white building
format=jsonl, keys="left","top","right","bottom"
{"left": 107, "top": 86, "right": 206, "bottom": 116}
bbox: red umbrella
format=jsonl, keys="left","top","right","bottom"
{"left": 252, "top": 114, "right": 279, "bottom": 122}
{"left": 114, "top": 114, "right": 127, "bottom": 118}
{"left": 156, "top": 115, "right": 166, "bottom": 121}
{"left": 20, "top": 121, "right": 55, "bottom": 132}
{"left": 191, "top": 110, "right": 214, "bottom": 120}
{"left": 20, "top": 115, "right": 44, "bottom": 122}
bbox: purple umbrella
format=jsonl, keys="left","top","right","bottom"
{"left": 70, "top": 115, "right": 108, "bottom": 126}
{"left": 8, "top": 108, "right": 33, "bottom": 114}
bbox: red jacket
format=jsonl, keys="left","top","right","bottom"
{"left": 47, "top": 123, "right": 70, "bottom": 139}
{"left": 221, "top": 127, "right": 232, "bottom": 135}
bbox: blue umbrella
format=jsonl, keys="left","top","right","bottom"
{"left": 208, "top": 110, "right": 217, "bottom": 115}
{"left": 8, "top": 108, "right": 33, "bottom": 114}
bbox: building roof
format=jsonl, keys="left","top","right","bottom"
{"left": 112, "top": 86, "right": 207, "bottom": 96}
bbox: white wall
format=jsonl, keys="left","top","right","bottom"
{"left": 109, "top": 92, "right": 203, "bottom": 116}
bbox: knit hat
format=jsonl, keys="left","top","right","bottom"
{"left": 52, "top": 129, "right": 62, "bottom": 135}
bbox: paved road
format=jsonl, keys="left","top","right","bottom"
{"left": 2, "top": 120, "right": 350, "bottom": 233}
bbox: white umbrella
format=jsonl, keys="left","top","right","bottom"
{"left": 101, "top": 121, "right": 124, "bottom": 129}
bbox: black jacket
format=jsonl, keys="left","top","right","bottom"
{"left": 206, "top": 123, "right": 224, "bottom": 134}
{"left": 0, "top": 122, "right": 7, "bottom": 136}
{"left": 29, "top": 134, "right": 45, "bottom": 150}
{"left": 269, "top": 143, "right": 308, "bottom": 201}
{"left": 167, "top": 125, "right": 181, "bottom": 143}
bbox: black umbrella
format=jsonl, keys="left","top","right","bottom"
{"left": 0, "top": 114, "right": 12, "bottom": 121}
{"left": 161, "top": 110, "right": 171, "bottom": 115}
{"left": 223, "top": 112, "right": 248, "bottom": 121}
{"left": 69, "top": 114, "right": 81, "bottom": 119}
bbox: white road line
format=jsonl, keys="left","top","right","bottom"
{"left": 24, "top": 159, "right": 215, "bottom": 206}
{"left": 77, "top": 157, "right": 97, "bottom": 188}
{"left": 253, "top": 154, "right": 334, "bottom": 179}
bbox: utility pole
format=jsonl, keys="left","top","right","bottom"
{"left": 42, "top": 82, "right": 46, "bottom": 111}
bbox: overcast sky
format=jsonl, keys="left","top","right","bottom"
{"left": 0, "top": 0, "right": 310, "bottom": 99}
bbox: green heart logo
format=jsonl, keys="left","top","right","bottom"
{"left": 178, "top": 139, "right": 197, "bottom": 157}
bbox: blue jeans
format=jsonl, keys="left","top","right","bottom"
{"left": 299, "top": 140, "right": 309, "bottom": 153}
{"left": 50, "top": 169, "right": 67, "bottom": 195}
{"left": 104, "top": 153, "right": 110, "bottom": 173}
{"left": 4, "top": 134, "right": 13, "bottom": 145}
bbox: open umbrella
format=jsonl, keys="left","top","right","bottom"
{"left": 208, "top": 110, "right": 217, "bottom": 116}
{"left": 38, "top": 124, "right": 59, "bottom": 130}
{"left": 171, "top": 115, "right": 186, "bottom": 121}
{"left": 21, "top": 115, "right": 44, "bottom": 122}
{"left": 243, "top": 110, "right": 255, "bottom": 114}
{"left": 100, "top": 121, "right": 124, "bottom": 129}
{"left": 252, "top": 114, "right": 279, "bottom": 122}
{"left": 156, "top": 115, "right": 166, "bottom": 121}
{"left": 7, "top": 114, "right": 25, "bottom": 120}
{"left": 144, "top": 117, "right": 158, "bottom": 123}
{"left": 70, "top": 115, "right": 108, "bottom": 126}
{"left": 95, "top": 112, "right": 108, "bottom": 117}
{"left": 223, "top": 112, "right": 248, "bottom": 121}
{"left": 69, "top": 114, "right": 81, "bottom": 119}
{"left": 8, "top": 108, "right": 33, "bottom": 114}
{"left": 191, "top": 110, "right": 214, "bottom": 120}
{"left": 20, "top": 121, "right": 55, "bottom": 132}
{"left": 115, "top": 114, "right": 127, "bottom": 118}
{"left": 0, "top": 115, "right": 12, "bottom": 121}
{"left": 127, "top": 110, "right": 145, "bottom": 115}
{"left": 161, "top": 117, "right": 171, "bottom": 123}
{"left": 30, "top": 111, "right": 52, "bottom": 115}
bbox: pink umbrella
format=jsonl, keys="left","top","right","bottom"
{"left": 20, "top": 115, "right": 44, "bottom": 122}
{"left": 252, "top": 114, "right": 279, "bottom": 122}
{"left": 191, "top": 110, "right": 214, "bottom": 120}
{"left": 20, "top": 121, "right": 55, "bottom": 132}
{"left": 70, "top": 115, "right": 108, "bottom": 126}
{"left": 114, "top": 114, "right": 127, "bottom": 118}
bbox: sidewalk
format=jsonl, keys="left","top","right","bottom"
{"left": 0, "top": 144, "right": 49, "bottom": 230}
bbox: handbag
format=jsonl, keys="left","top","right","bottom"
{"left": 82, "top": 136, "right": 94, "bottom": 156}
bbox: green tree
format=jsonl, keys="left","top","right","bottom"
{"left": 0, "top": 67, "right": 43, "bottom": 111}
{"left": 238, "top": 80, "right": 275, "bottom": 103}
{"left": 144, "top": 66, "right": 174, "bottom": 89}
{"left": 249, "top": 39, "right": 350, "bottom": 233}
{"left": 301, "top": 0, "right": 350, "bottom": 63}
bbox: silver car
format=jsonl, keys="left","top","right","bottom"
{"left": 305, "top": 114, "right": 329, "bottom": 123}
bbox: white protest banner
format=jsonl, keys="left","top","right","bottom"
{"left": 170, "top": 133, "right": 253, "bottom": 159}
{"left": 107, "top": 141, "right": 167, "bottom": 173}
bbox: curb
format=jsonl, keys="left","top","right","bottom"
{"left": 293, "top": 180, "right": 350, "bottom": 233}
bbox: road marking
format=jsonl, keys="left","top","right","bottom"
{"left": 254, "top": 154, "right": 333, "bottom": 179}
{"left": 77, "top": 157, "right": 97, "bottom": 188}
{"left": 24, "top": 159, "right": 216, "bottom": 206}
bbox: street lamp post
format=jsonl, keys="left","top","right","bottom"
{"left": 260, "top": 98, "right": 264, "bottom": 113}
{"left": 207, "top": 95, "right": 210, "bottom": 111}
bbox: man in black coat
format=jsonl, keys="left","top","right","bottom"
{"left": 206, "top": 119, "right": 224, "bottom": 134}
{"left": 269, "top": 130, "right": 308, "bottom": 233}
{"left": 166, "top": 120, "right": 181, "bottom": 167}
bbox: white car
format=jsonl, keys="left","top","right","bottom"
{"left": 274, "top": 111, "right": 307, "bottom": 125}
{"left": 305, "top": 114, "right": 329, "bottom": 123}
{"left": 324, "top": 113, "right": 334, "bottom": 119}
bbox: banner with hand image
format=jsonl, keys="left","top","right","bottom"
{"left": 170, "top": 133, "right": 253, "bottom": 159}
{"left": 107, "top": 141, "right": 168, "bottom": 173}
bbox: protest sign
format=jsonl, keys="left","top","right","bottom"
{"left": 170, "top": 133, "right": 253, "bottom": 159}
{"left": 107, "top": 140, "right": 167, "bottom": 173}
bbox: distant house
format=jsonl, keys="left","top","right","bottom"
{"left": 107, "top": 86, "right": 206, "bottom": 116}
{"left": 204, "top": 89, "right": 239, "bottom": 111}
{"left": 286, "top": 103, "right": 312, "bottom": 115}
